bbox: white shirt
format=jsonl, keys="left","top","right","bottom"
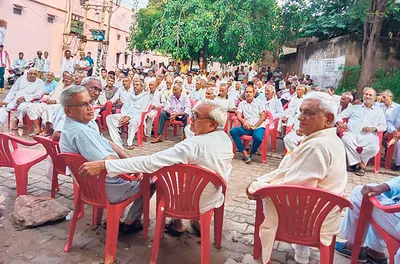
{"left": 333, "top": 94, "right": 341, "bottom": 104}
{"left": 110, "top": 87, "right": 133, "bottom": 104}
{"left": 43, "top": 57, "right": 51, "bottom": 72}
{"left": 215, "top": 96, "right": 235, "bottom": 111}
{"left": 189, "top": 88, "right": 205, "bottom": 101}
{"left": 228, "top": 89, "right": 241, "bottom": 104}
{"left": 76, "top": 59, "right": 90, "bottom": 70}
{"left": 144, "top": 76, "right": 156, "bottom": 89}
{"left": 248, "top": 70, "right": 258, "bottom": 81}
{"left": 237, "top": 98, "right": 266, "bottom": 128}
{"left": 149, "top": 90, "right": 165, "bottom": 108}
{"left": 265, "top": 98, "right": 284, "bottom": 120}
{"left": 61, "top": 57, "right": 76, "bottom": 74}
{"left": 4, "top": 76, "right": 44, "bottom": 103}
{"left": 285, "top": 95, "right": 303, "bottom": 117}
{"left": 105, "top": 130, "right": 234, "bottom": 213}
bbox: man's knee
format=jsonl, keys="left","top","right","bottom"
{"left": 350, "top": 185, "right": 364, "bottom": 205}
{"left": 230, "top": 127, "right": 240, "bottom": 136}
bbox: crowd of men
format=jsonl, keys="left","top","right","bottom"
{"left": 0, "top": 55, "right": 399, "bottom": 264}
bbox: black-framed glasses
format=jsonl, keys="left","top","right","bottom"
{"left": 191, "top": 111, "right": 213, "bottom": 121}
{"left": 66, "top": 102, "right": 92, "bottom": 108}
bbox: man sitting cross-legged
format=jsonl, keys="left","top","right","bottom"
{"left": 58, "top": 85, "right": 155, "bottom": 233}
{"left": 230, "top": 85, "right": 266, "bottom": 164}
{"left": 107, "top": 80, "right": 150, "bottom": 150}
{"left": 79, "top": 100, "right": 233, "bottom": 237}
{"left": 26, "top": 72, "right": 74, "bottom": 136}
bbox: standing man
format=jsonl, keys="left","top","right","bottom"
{"left": 247, "top": 66, "right": 258, "bottom": 81}
{"left": 61, "top": 50, "right": 75, "bottom": 74}
{"left": 272, "top": 67, "right": 283, "bottom": 92}
{"left": 338, "top": 88, "right": 387, "bottom": 176}
{"left": 0, "top": 45, "right": 11, "bottom": 91}
{"left": 85, "top": 52, "right": 94, "bottom": 76}
{"left": 0, "top": 19, "right": 6, "bottom": 46}
{"left": 76, "top": 51, "right": 90, "bottom": 76}
{"left": 43, "top": 51, "right": 51, "bottom": 74}
{"left": 230, "top": 86, "right": 266, "bottom": 164}
{"left": 151, "top": 83, "right": 190, "bottom": 143}
{"left": 33, "top": 51, "right": 45, "bottom": 80}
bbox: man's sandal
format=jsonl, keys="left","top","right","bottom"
{"left": 355, "top": 167, "right": 365, "bottom": 176}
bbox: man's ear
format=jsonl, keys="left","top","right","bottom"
{"left": 64, "top": 107, "right": 72, "bottom": 117}
{"left": 326, "top": 113, "right": 335, "bottom": 125}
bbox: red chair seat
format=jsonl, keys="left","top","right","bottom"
{"left": 11, "top": 148, "right": 47, "bottom": 166}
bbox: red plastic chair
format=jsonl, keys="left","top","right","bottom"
{"left": 153, "top": 106, "right": 164, "bottom": 138}
{"left": 0, "top": 132, "right": 47, "bottom": 196}
{"left": 232, "top": 110, "right": 272, "bottom": 164}
{"left": 270, "top": 117, "right": 280, "bottom": 152}
{"left": 283, "top": 102, "right": 289, "bottom": 110}
{"left": 351, "top": 195, "right": 400, "bottom": 264}
{"left": 283, "top": 124, "right": 295, "bottom": 154}
{"left": 252, "top": 185, "right": 353, "bottom": 263}
{"left": 149, "top": 164, "right": 227, "bottom": 264}
{"left": 163, "top": 119, "right": 184, "bottom": 140}
{"left": 385, "top": 133, "right": 395, "bottom": 169}
{"left": 32, "top": 136, "right": 65, "bottom": 198}
{"left": 59, "top": 153, "right": 151, "bottom": 264}
{"left": 338, "top": 118, "right": 383, "bottom": 173}
{"left": 101, "top": 101, "right": 113, "bottom": 131}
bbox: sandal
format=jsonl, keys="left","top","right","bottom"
{"left": 366, "top": 251, "right": 388, "bottom": 264}
{"left": 126, "top": 145, "right": 134, "bottom": 150}
{"left": 355, "top": 167, "right": 365, "bottom": 176}
{"left": 151, "top": 137, "right": 163, "bottom": 144}
{"left": 244, "top": 156, "right": 252, "bottom": 164}
{"left": 190, "top": 220, "right": 201, "bottom": 237}
{"left": 165, "top": 220, "right": 185, "bottom": 237}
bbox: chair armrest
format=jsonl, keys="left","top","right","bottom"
{"left": 369, "top": 196, "right": 400, "bottom": 213}
{"left": 8, "top": 134, "right": 39, "bottom": 147}
{"left": 118, "top": 174, "right": 138, "bottom": 182}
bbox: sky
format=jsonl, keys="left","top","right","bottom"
{"left": 119, "top": 0, "right": 149, "bottom": 10}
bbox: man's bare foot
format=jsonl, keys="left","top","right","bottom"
{"left": 151, "top": 135, "right": 163, "bottom": 144}
{"left": 165, "top": 219, "right": 185, "bottom": 236}
{"left": 126, "top": 145, "right": 134, "bottom": 150}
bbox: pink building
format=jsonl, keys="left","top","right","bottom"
{"left": 0, "top": 0, "right": 138, "bottom": 76}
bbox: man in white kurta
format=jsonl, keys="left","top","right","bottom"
{"left": 264, "top": 85, "right": 283, "bottom": 128}
{"left": 26, "top": 72, "right": 74, "bottom": 135}
{"left": 189, "top": 83, "right": 206, "bottom": 102}
{"left": 107, "top": 80, "right": 151, "bottom": 149}
{"left": 378, "top": 89, "right": 398, "bottom": 119}
{"left": 278, "top": 85, "right": 305, "bottom": 134}
{"left": 0, "top": 68, "right": 44, "bottom": 128}
{"left": 110, "top": 77, "right": 133, "bottom": 112}
{"left": 214, "top": 84, "right": 236, "bottom": 112}
{"left": 247, "top": 92, "right": 346, "bottom": 264}
{"left": 79, "top": 101, "right": 233, "bottom": 233}
{"left": 145, "top": 81, "right": 165, "bottom": 137}
{"left": 338, "top": 88, "right": 387, "bottom": 176}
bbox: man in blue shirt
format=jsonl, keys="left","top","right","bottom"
{"left": 12, "top": 52, "right": 27, "bottom": 75}
{"left": 43, "top": 71, "right": 58, "bottom": 94}
{"left": 85, "top": 51, "right": 94, "bottom": 76}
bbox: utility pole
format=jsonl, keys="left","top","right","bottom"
{"left": 94, "top": 0, "right": 107, "bottom": 76}
{"left": 101, "top": 0, "right": 113, "bottom": 70}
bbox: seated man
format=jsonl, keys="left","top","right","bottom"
{"left": 151, "top": 83, "right": 190, "bottom": 143}
{"left": 103, "top": 77, "right": 118, "bottom": 101}
{"left": 227, "top": 81, "right": 242, "bottom": 106}
{"left": 110, "top": 77, "right": 133, "bottom": 113}
{"left": 338, "top": 87, "right": 386, "bottom": 176}
{"left": 189, "top": 81, "right": 205, "bottom": 101}
{"left": 0, "top": 68, "right": 44, "bottom": 129}
{"left": 215, "top": 83, "right": 236, "bottom": 112}
{"left": 230, "top": 86, "right": 266, "bottom": 164}
{"left": 378, "top": 89, "right": 398, "bottom": 118}
{"left": 264, "top": 84, "right": 283, "bottom": 121}
{"left": 43, "top": 71, "right": 58, "bottom": 95}
{"left": 59, "top": 85, "right": 154, "bottom": 233}
{"left": 335, "top": 177, "right": 400, "bottom": 264}
{"left": 145, "top": 81, "right": 165, "bottom": 137}
{"left": 247, "top": 92, "right": 346, "bottom": 264}
{"left": 337, "top": 92, "right": 353, "bottom": 115}
{"left": 27, "top": 72, "right": 74, "bottom": 136}
{"left": 107, "top": 80, "right": 150, "bottom": 150}
{"left": 278, "top": 85, "right": 305, "bottom": 136}
{"left": 385, "top": 106, "right": 400, "bottom": 171}
{"left": 79, "top": 100, "right": 233, "bottom": 236}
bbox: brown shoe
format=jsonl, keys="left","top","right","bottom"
{"left": 151, "top": 136, "right": 163, "bottom": 144}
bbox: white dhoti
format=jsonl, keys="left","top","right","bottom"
{"left": 184, "top": 125, "right": 195, "bottom": 138}
{"left": 342, "top": 131, "right": 379, "bottom": 166}
{"left": 3, "top": 100, "right": 31, "bottom": 126}
{"left": 145, "top": 109, "right": 157, "bottom": 137}
{"left": 340, "top": 185, "right": 400, "bottom": 262}
{"left": 283, "top": 130, "right": 305, "bottom": 152}
{"left": 27, "top": 103, "right": 60, "bottom": 124}
{"left": 107, "top": 114, "right": 140, "bottom": 147}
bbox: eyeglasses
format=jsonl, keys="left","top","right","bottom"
{"left": 89, "top": 86, "right": 102, "bottom": 92}
{"left": 66, "top": 102, "right": 92, "bottom": 108}
{"left": 191, "top": 111, "right": 213, "bottom": 121}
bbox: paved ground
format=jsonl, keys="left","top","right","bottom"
{"left": 0, "top": 90, "right": 397, "bottom": 264}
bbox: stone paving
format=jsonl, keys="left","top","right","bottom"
{"left": 0, "top": 101, "right": 398, "bottom": 263}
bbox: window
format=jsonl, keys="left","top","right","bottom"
{"left": 47, "top": 16, "right": 54, "bottom": 23}
{"left": 117, "top": 34, "right": 121, "bottom": 40}
{"left": 13, "top": 7, "right": 22, "bottom": 15}
{"left": 116, "top": 53, "right": 121, "bottom": 65}
{"left": 125, "top": 37, "right": 129, "bottom": 42}
{"left": 124, "top": 54, "right": 128, "bottom": 64}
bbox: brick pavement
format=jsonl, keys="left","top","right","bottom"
{"left": 0, "top": 103, "right": 397, "bottom": 263}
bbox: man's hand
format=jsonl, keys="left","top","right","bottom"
{"left": 393, "top": 130, "right": 400, "bottom": 138}
{"left": 78, "top": 160, "right": 106, "bottom": 177}
{"left": 16, "top": 96, "right": 24, "bottom": 105}
{"left": 246, "top": 183, "right": 258, "bottom": 200}
{"left": 119, "top": 116, "right": 131, "bottom": 125}
{"left": 170, "top": 113, "right": 177, "bottom": 120}
{"left": 361, "top": 184, "right": 389, "bottom": 197}
{"left": 0, "top": 102, "right": 7, "bottom": 107}
{"left": 282, "top": 116, "right": 288, "bottom": 124}
{"left": 337, "top": 122, "right": 349, "bottom": 132}
{"left": 295, "top": 129, "right": 302, "bottom": 136}
{"left": 362, "top": 127, "right": 377, "bottom": 133}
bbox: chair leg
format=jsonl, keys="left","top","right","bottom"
{"left": 374, "top": 150, "right": 381, "bottom": 174}
{"left": 150, "top": 210, "right": 166, "bottom": 264}
{"left": 261, "top": 138, "right": 268, "bottom": 164}
{"left": 173, "top": 125, "right": 178, "bottom": 136}
{"left": 141, "top": 177, "right": 150, "bottom": 240}
{"left": 137, "top": 127, "right": 143, "bottom": 148}
{"left": 50, "top": 170, "right": 59, "bottom": 198}
{"left": 64, "top": 197, "right": 83, "bottom": 252}
{"left": 213, "top": 204, "right": 225, "bottom": 249}
{"left": 104, "top": 206, "right": 122, "bottom": 264}
{"left": 385, "top": 145, "right": 394, "bottom": 169}
{"left": 200, "top": 211, "right": 213, "bottom": 264}
{"left": 14, "top": 167, "right": 29, "bottom": 196}
{"left": 351, "top": 197, "right": 373, "bottom": 264}
{"left": 253, "top": 199, "right": 264, "bottom": 260}
{"left": 319, "top": 244, "right": 333, "bottom": 264}
{"left": 163, "top": 122, "right": 169, "bottom": 140}
{"left": 92, "top": 207, "right": 104, "bottom": 226}
{"left": 73, "top": 183, "right": 85, "bottom": 219}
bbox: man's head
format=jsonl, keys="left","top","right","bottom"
{"left": 37, "top": 51, "right": 42, "bottom": 58}
{"left": 156, "top": 74, "right": 163, "bottom": 84}
{"left": 340, "top": 92, "right": 353, "bottom": 107}
{"left": 265, "top": 85, "right": 275, "bottom": 100}
{"left": 101, "top": 68, "right": 108, "bottom": 78}
{"left": 149, "top": 81, "right": 157, "bottom": 93}
{"left": 166, "top": 77, "right": 173, "bottom": 88}
{"left": 235, "top": 81, "right": 241, "bottom": 90}
{"left": 187, "top": 75, "right": 193, "bottom": 83}
{"left": 106, "top": 78, "right": 115, "bottom": 88}
{"left": 63, "top": 73, "right": 75, "bottom": 87}
{"left": 205, "top": 88, "right": 216, "bottom": 100}
{"left": 0, "top": 45, "right": 3, "bottom": 52}
{"left": 381, "top": 89, "right": 393, "bottom": 107}
{"left": 81, "top": 77, "right": 102, "bottom": 102}
{"left": 61, "top": 86, "right": 94, "bottom": 124}
{"left": 227, "top": 79, "right": 232, "bottom": 87}
{"left": 79, "top": 51, "right": 85, "bottom": 59}
{"left": 219, "top": 84, "right": 228, "bottom": 98}
{"left": 363, "top": 87, "right": 377, "bottom": 107}
{"left": 326, "top": 86, "right": 336, "bottom": 96}
{"left": 87, "top": 52, "right": 91, "bottom": 58}
{"left": 44, "top": 51, "right": 49, "bottom": 58}
{"left": 133, "top": 80, "right": 144, "bottom": 95}
{"left": 108, "top": 71, "right": 116, "bottom": 80}
{"left": 64, "top": 50, "right": 72, "bottom": 58}
{"left": 122, "top": 77, "right": 131, "bottom": 89}
{"left": 297, "top": 92, "right": 337, "bottom": 136}
{"left": 200, "top": 79, "right": 207, "bottom": 89}
{"left": 75, "top": 73, "right": 85, "bottom": 85}
{"left": 27, "top": 68, "right": 38, "bottom": 82}
{"left": 246, "top": 81, "right": 254, "bottom": 88}
{"left": 148, "top": 70, "right": 154, "bottom": 77}
{"left": 172, "top": 83, "right": 183, "bottom": 98}
{"left": 174, "top": 77, "right": 183, "bottom": 85}
{"left": 128, "top": 70, "right": 134, "bottom": 80}
{"left": 296, "top": 85, "right": 306, "bottom": 98}
{"left": 245, "top": 86, "right": 255, "bottom": 102}
{"left": 18, "top": 52, "right": 24, "bottom": 59}
{"left": 46, "top": 71, "right": 55, "bottom": 82}
{"left": 190, "top": 101, "right": 227, "bottom": 135}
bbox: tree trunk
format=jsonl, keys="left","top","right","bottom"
{"left": 356, "top": 0, "right": 388, "bottom": 97}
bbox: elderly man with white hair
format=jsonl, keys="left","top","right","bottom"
{"left": 278, "top": 85, "right": 306, "bottom": 135}
{"left": 247, "top": 91, "right": 346, "bottom": 264}
{"left": 338, "top": 87, "right": 386, "bottom": 176}
{"left": 79, "top": 100, "right": 233, "bottom": 236}
{"left": 145, "top": 80, "right": 165, "bottom": 137}
{"left": 189, "top": 82, "right": 206, "bottom": 101}
{"left": 264, "top": 85, "right": 283, "bottom": 120}
{"left": 27, "top": 72, "right": 74, "bottom": 136}
{"left": 0, "top": 68, "right": 44, "bottom": 128}
{"left": 379, "top": 89, "right": 398, "bottom": 119}
{"left": 337, "top": 92, "right": 353, "bottom": 115}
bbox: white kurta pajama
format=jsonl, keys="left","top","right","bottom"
{"left": 0, "top": 76, "right": 44, "bottom": 125}
{"left": 107, "top": 92, "right": 151, "bottom": 147}
{"left": 145, "top": 90, "right": 165, "bottom": 137}
{"left": 339, "top": 104, "right": 387, "bottom": 166}
{"left": 277, "top": 95, "right": 303, "bottom": 133}
{"left": 105, "top": 130, "right": 234, "bottom": 213}
{"left": 248, "top": 128, "right": 348, "bottom": 263}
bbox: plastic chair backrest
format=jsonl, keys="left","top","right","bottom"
{"left": 151, "top": 164, "right": 226, "bottom": 218}
{"left": 283, "top": 102, "right": 289, "bottom": 110}
{"left": 33, "top": 135, "right": 65, "bottom": 172}
{"left": 265, "top": 109, "right": 274, "bottom": 124}
{"left": 0, "top": 133, "right": 17, "bottom": 167}
{"left": 58, "top": 153, "right": 107, "bottom": 207}
{"left": 140, "top": 104, "right": 153, "bottom": 124}
{"left": 254, "top": 185, "right": 352, "bottom": 245}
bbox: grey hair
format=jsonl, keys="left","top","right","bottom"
{"left": 342, "top": 92, "right": 354, "bottom": 101}
{"left": 363, "top": 87, "right": 376, "bottom": 96}
{"left": 296, "top": 85, "right": 306, "bottom": 91}
{"left": 81, "top": 77, "right": 101, "bottom": 87}
{"left": 173, "top": 83, "right": 183, "bottom": 91}
{"left": 28, "top": 68, "right": 38, "bottom": 74}
{"left": 60, "top": 85, "right": 87, "bottom": 107}
{"left": 219, "top": 82, "right": 227, "bottom": 88}
{"left": 304, "top": 91, "right": 338, "bottom": 119}
{"left": 381, "top": 89, "right": 393, "bottom": 97}
{"left": 194, "top": 100, "right": 227, "bottom": 130}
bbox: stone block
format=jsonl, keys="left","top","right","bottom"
{"left": 241, "top": 253, "right": 258, "bottom": 264}
{"left": 271, "top": 250, "right": 288, "bottom": 263}
{"left": 225, "top": 220, "right": 248, "bottom": 233}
